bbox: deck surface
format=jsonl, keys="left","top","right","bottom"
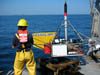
{"left": 79, "top": 56, "right": 100, "bottom": 75}
{"left": 22, "top": 56, "right": 100, "bottom": 75}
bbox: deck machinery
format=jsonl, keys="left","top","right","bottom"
{"left": 34, "top": 0, "right": 85, "bottom": 75}
{"left": 35, "top": 0, "right": 100, "bottom": 75}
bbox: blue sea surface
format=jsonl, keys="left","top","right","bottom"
{"left": 0, "top": 15, "right": 91, "bottom": 74}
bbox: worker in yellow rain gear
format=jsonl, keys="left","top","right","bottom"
{"left": 12, "top": 19, "right": 36, "bottom": 75}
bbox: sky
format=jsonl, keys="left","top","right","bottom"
{"left": 0, "top": 0, "right": 90, "bottom": 15}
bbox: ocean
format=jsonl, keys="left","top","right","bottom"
{"left": 0, "top": 15, "right": 91, "bottom": 74}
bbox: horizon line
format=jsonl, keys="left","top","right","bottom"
{"left": 0, "top": 13, "right": 90, "bottom": 16}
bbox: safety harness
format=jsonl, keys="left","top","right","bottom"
{"left": 16, "top": 30, "right": 28, "bottom": 50}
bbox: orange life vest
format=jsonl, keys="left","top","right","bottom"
{"left": 17, "top": 30, "right": 28, "bottom": 43}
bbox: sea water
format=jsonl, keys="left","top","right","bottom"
{"left": 0, "top": 15, "right": 91, "bottom": 74}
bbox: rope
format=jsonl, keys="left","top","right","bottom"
{"left": 68, "top": 20, "right": 84, "bottom": 41}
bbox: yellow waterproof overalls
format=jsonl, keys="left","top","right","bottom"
{"left": 14, "top": 34, "right": 36, "bottom": 75}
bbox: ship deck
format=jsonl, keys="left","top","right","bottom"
{"left": 21, "top": 56, "right": 100, "bottom": 75}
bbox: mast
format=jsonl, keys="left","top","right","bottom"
{"left": 90, "top": 0, "right": 100, "bottom": 37}
{"left": 64, "top": 0, "right": 67, "bottom": 41}
{"left": 95, "top": 0, "right": 100, "bottom": 37}
{"left": 90, "top": 0, "right": 94, "bottom": 37}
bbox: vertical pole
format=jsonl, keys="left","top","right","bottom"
{"left": 64, "top": 0, "right": 67, "bottom": 42}
{"left": 90, "top": 0, "right": 94, "bottom": 37}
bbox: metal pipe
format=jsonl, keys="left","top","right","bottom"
{"left": 64, "top": 0, "right": 68, "bottom": 42}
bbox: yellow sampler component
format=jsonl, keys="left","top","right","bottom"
{"left": 33, "top": 32, "right": 56, "bottom": 49}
